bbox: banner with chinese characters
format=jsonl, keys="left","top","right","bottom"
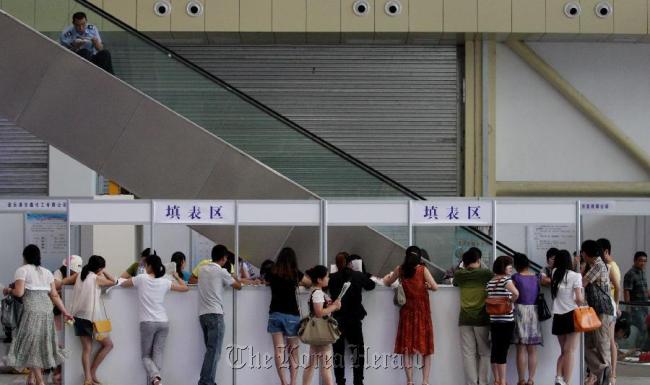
{"left": 412, "top": 200, "right": 493, "bottom": 225}
{"left": 153, "top": 201, "right": 235, "bottom": 225}
{"left": 1, "top": 199, "right": 67, "bottom": 212}
{"left": 580, "top": 201, "right": 615, "bottom": 213}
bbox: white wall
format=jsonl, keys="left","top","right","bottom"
{"left": 0, "top": 214, "right": 25, "bottom": 287}
{"left": 48, "top": 146, "right": 96, "bottom": 197}
{"left": 496, "top": 42, "right": 650, "bottom": 182}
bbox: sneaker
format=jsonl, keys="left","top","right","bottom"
{"left": 555, "top": 376, "right": 566, "bottom": 385}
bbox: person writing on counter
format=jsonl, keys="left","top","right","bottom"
{"left": 196, "top": 245, "right": 242, "bottom": 385}
{"left": 120, "top": 248, "right": 154, "bottom": 279}
{"left": 121, "top": 253, "right": 189, "bottom": 385}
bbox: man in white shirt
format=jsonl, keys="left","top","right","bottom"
{"left": 197, "top": 245, "right": 242, "bottom": 385}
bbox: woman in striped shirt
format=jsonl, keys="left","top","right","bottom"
{"left": 486, "top": 255, "right": 519, "bottom": 385}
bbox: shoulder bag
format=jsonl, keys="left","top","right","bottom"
{"left": 298, "top": 290, "right": 341, "bottom": 346}
{"left": 485, "top": 296, "right": 513, "bottom": 316}
{"left": 573, "top": 306, "right": 602, "bottom": 332}
{"left": 535, "top": 274, "right": 552, "bottom": 321}
{"left": 393, "top": 281, "right": 406, "bottom": 307}
{"left": 92, "top": 281, "right": 112, "bottom": 341}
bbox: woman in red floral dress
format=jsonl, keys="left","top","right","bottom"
{"left": 384, "top": 246, "right": 439, "bottom": 385}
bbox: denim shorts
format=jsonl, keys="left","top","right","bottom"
{"left": 267, "top": 312, "right": 301, "bottom": 337}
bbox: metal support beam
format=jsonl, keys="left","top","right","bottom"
{"left": 506, "top": 39, "right": 650, "bottom": 175}
{"left": 496, "top": 181, "right": 650, "bottom": 196}
{"left": 464, "top": 36, "right": 484, "bottom": 197}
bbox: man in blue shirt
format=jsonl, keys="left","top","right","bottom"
{"left": 60, "top": 12, "right": 113, "bottom": 74}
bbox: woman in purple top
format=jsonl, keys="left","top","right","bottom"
{"left": 511, "top": 253, "right": 543, "bottom": 385}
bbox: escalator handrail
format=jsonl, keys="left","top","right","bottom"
{"left": 73, "top": 0, "right": 425, "bottom": 201}
{"left": 463, "top": 226, "right": 544, "bottom": 272}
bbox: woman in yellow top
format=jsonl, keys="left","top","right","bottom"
{"left": 597, "top": 238, "right": 620, "bottom": 385}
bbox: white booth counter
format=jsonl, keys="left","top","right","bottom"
{"left": 63, "top": 285, "right": 579, "bottom": 385}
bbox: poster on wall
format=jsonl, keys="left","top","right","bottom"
{"left": 190, "top": 230, "right": 215, "bottom": 269}
{"left": 24, "top": 213, "right": 67, "bottom": 271}
{"left": 526, "top": 224, "right": 576, "bottom": 266}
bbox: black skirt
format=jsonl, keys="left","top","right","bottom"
{"left": 552, "top": 310, "right": 575, "bottom": 335}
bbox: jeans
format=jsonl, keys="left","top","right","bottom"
{"left": 459, "top": 325, "right": 490, "bottom": 385}
{"left": 333, "top": 319, "right": 365, "bottom": 385}
{"left": 199, "top": 313, "right": 225, "bottom": 385}
{"left": 140, "top": 322, "right": 169, "bottom": 384}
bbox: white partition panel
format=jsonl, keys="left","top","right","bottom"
{"left": 60, "top": 285, "right": 578, "bottom": 385}
{"left": 327, "top": 201, "right": 409, "bottom": 226}
{"left": 69, "top": 200, "right": 151, "bottom": 224}
{"left": 64, "top": 286, "right": 234, "bottom": 385}
{"left": 238, "top": 201, "right": 320, "bottom": 226}
{"left": 498, "top": 202, "right": 576, "bottom": 224}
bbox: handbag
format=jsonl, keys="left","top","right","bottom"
{"left": 393, "top": 281, "right": 406, "bottom": 307}
{"left": 485, "top": 296, "right": 513, "bottom": 316}
{"left": 92, "top": 281, "right": 112, "bottom": 341}
{"left": 535, "top": 275, "right": 552, "bottom": 322}
{"left": 298, "top": 290, "right": 341, "bottom": 346}
{"left": 573, "top": 306, "right": 602, "bottom": 332}
{"left": 1, "top": 295, "right": 23, "bottom": 330}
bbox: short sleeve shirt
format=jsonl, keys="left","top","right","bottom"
{"left": 60, "top": 24, "right": 102, "bottom": 55}
{"left": 453, "top": 268, "right": 494, "bottom": 326}
{"left": 132, "top": 274, "right": 172, "bottom": 322}
{"left": 197, "top": 262, "right": 235, "bottom": 316}
{"left": 15, "top": 265, "right": 54, "bottom": 291}
{"left": 552, "top": 270, "right": 583, "bottom": 314}
{"left": 624, "top": 267, "right": 648, "bottom": 303}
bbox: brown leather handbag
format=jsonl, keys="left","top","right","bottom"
{"left": 573, "top": 306, "right": 602, "bottom": 332}
{"left": 485, "top": 296, "right": 513, "bottom": 316}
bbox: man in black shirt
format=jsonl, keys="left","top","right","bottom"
{"left": 328, "top": 253, "right": 376, "bottom": 385}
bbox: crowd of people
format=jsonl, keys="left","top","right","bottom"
{"left": 1, "top": 238, "right": 648, "bottom": 385}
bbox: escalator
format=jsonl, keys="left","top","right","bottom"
{"left": 0, "top": 0, "right": 529, "bottom": 274}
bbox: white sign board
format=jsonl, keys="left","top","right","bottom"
{"left": 580, "top": 201, "right": 616, "bottom": 213}
{"left": 24, "top": 213, "right": 68, "bottom": 271}
{"left": 327, "top": 201, "right": 408, "bottom": 225}
{"left": 1, "top": 199, "right": 67, "bottom": 212}
{"left": 154, "top": 201, "right": 235, "bottom": 225}
{"left": 412, "top": 200, "right": 493, "bottom": 225}
{"left": 526, "top": 224, "right": 577, "bottom": 264}
{"left": 190, "top": 230, "right": 216, "bottom": 268}
{"left": 237, "top": 201, "right": 320, "bottom": 225}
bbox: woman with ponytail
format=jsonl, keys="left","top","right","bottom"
{"left": 121, "top": 253, "right": 189, "bottom": 385}
{"left": 550, "top": 250, "right": 584, "bottom": 385}
{"left": 170, "top": 252, "right": 190, "bottom": 283}
{"left": 70, "top": 255, "right": 116, "bottom": 385}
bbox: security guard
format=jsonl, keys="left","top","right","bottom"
{"left": 60, "top": 12, "right": 113, "bottom": 74}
